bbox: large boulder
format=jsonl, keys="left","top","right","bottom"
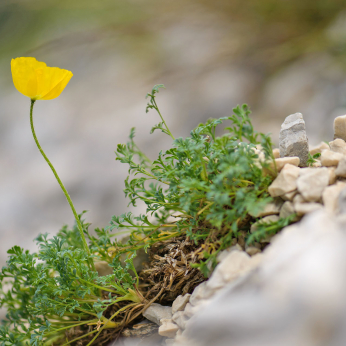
{"left": 182, "top": 211, "right": 346, "bottom": 346}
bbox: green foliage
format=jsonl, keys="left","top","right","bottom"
{"left": 0, "top": 85, "right": 296, "bottom": 345}
{"left": 108, "top": 85, "right": 287, "bottom": 273}
{"left": 0, "top": 215, "right": 141, "bottom": 346}
{"left": 307, "top": 152, "right": 321, "bottom": 166}
{"left": 246, "top": 214, "right": 297, "bottom": 245}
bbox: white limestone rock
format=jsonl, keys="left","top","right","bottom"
{"left": 172, "top": 294, "right": 191, "bottom": 314}
{"left": 143, "top": 303, "right": 172, "bottom": 325}
{"left": 274, "top": 156, "right": 300, "bottom": 172}
{"left": 320, "top": 149, "right": 344, "bottom": 167}
{"left": 323, "top": 181, "right": 346, "bottom": 214}
{"left": 206, "top": 251, "right": 253, "bottom": 291}
{"left": 249, "top": 197, "right": 283, "bottom": 218}
{"left": 183, "top": 303, "right": 195, "bottom": 319}
{"left": 297, "top": 167, "right": 329, "bottom": 202}
{"left": 309, "top": 141, "right": 329, "bottom": 156}
{"left": 292, "top": 194, "right": 306, "bottom": 204}
{"left": 249, "top": 253, "right": 264, "bottom": 267}
{"left": 173, "top": 329, "right": 191, "bottom": 346}
{"left": 245, "top": 247, "right": 262, "bottom": 256}
{"left": 217, "top": 244, "right": 243, "bottom": 262}
{"left": 312, "top": 160, "right": 322, "bottom": 167}
{"left": 329, "top": 138, "right": 346, "bottom": 155}
{"left": 272, "top": 148, "right": 280, "bottom": 158}
{"left": 158, "top": 319, "right": 179, "bottom": 338}
{"left": 281, "top": 190, "right": 297, "bottom": 201}
{"left": 279, "top": 113, "right": 309, "bottom": 167}
{"left": 328, "top": 166, "right": 337, "bottom": 185}
{"left": 265, "top": 157, "right": 300, "bottom": 176}
{"left": 268, "top": 164, "right": 300, "bottom": 197}
{"left": 294, "top": 202, "right": 323, "bottom": 216}
{"left": 338, "top": 187, "right": 346, "bottom": 214}
{"left": 172, "top": 311, "right": 189, "bottom": 330}
{"left": 279, "top": 201, "right": 295, "bottom": 218}
{"left": 189, "top": 282, "right": 213, "bottom": 307}
{"left": 335, "top": 157, "right": 346, "bottom": 178}
{"left": 184, "top": 211, "right": 346, "bottom": 346}
{"left": 334, "top": 114, "right": 346, "bottom": 141}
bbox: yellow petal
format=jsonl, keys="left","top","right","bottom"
{"left": 39, "top": 69, "right": 73, "bottom": 100}
{"left": 11, "top": 57, "right": 44, "bottom": 99}
{"left": 11, "top": 57, "right": 72, "bottom": 100}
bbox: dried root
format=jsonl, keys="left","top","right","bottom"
{"left": 140, "top": 236, "right": 206, "bottom": 304}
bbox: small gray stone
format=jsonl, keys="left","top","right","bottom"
{"left": 297, "top": 167, "right": 329, "bottom": 202}
{"left": 334, "top": 114, "right": 346, "bottom": 141}
{"left": 172, "top": 294, "right": 191, "bottom": 314}
{"left": 279, "top": 113, "right": 309, "bottom": 167}
{"left": 329, "top": 138, "right": 346, "bottom": 155}
{"left": 336, "top": 157, "right": 346, "bottom": 178}
{"left": 143, "top": 303, "right": 172, "bottom": 325}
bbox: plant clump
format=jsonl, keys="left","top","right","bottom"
{"left": 0, "top": 85, "right": 295, "bottom": 346}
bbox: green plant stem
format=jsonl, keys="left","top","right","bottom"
{"left": 153, "top": 99, "right": 175, "bottom": 140}
{"left": 61, "top": 329, "right": 98, "bottom": 346}
{"left": 43, "top": 320, "right": 94, "bottom": 336}
{"left": 29, "top": 100, "right": 95, "bottom": 272}
{"left": 86, "top": 303, "right": 138, "bottom": 346}
{"left": 76, "top": 277, "right": 120, "bottom": 294}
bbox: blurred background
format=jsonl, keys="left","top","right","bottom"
{"left": 1, "top": 0, "right": 346, "bottom": 267}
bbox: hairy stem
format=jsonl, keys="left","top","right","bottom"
{"left": 29, "top": 100, "right": 95, "bottom": 271}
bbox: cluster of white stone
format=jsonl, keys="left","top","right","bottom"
{"left": 261, "top": 113, "right": 346, "bottom": 230}
{"left": 144, "top": 112, "right": 346, "bottom": 346}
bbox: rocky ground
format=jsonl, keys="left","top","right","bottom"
{"left": 109, "top": 111, "right": 346, "bottom": 346}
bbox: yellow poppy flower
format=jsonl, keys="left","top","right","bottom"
{"left": 11, "top": 57, "right": 73, "bottom": 100}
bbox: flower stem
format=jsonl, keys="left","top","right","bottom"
{"left": 29, "top": 100, "right": 95, "bottom": 271}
